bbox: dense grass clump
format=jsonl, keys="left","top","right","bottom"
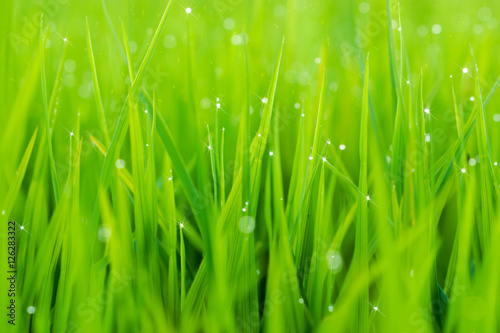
{"left": 1, "top": 0, "right": 500, "bottom": 332}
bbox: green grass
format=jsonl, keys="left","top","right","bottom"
{"left": 1, "top": 0, "right": 500, "bottom": 332}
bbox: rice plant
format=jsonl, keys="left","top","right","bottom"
{"left": 1, "top": 0, "right": 500, "bottom": 332}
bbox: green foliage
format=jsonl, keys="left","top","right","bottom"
{"left": 1, "top": 1, "right": 500, "bottom": 332}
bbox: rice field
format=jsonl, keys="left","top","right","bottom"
{"left": 1, "top": 0, "right": 500, "bottom": 332}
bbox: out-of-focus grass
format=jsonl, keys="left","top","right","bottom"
{"left": 1, "top": 0, "right": 500, "bottom": 332}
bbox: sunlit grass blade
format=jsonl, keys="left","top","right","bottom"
{"left": 40, "top": 19, "right": 60, "bottom": 204}
{"left": 0, "top": 128, "right": 38, "bottom": 220}
{"left": 97, "top": 0, "right": 173, "bottom": 191}
{"left": 352, "top": 54, "right": 370, "bottom": 332}
{"left": 472, "top": 65, "right": 497, "bottom": 248}
{"left": 88, "top": 0, "right": 174, "bottom": 251}
{"left": 86, "top": 17, "right": 111, "bottom": 146}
